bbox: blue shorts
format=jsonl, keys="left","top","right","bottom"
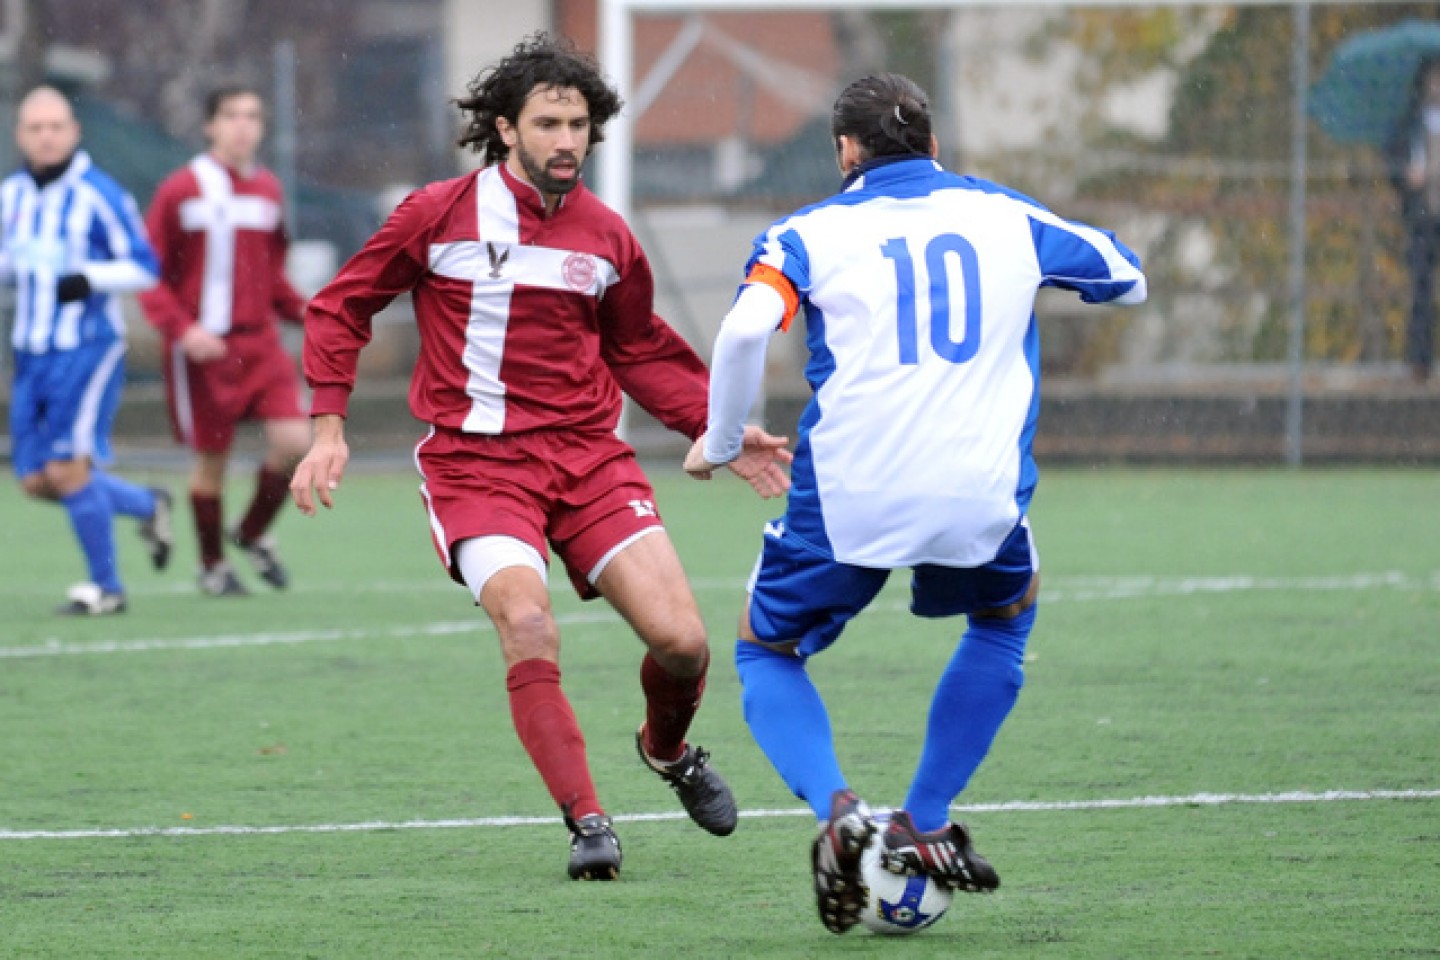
{"left": 9, "top": 340, "right": 127, "bottom": 479}
{"left": 747, "top": 518, "right": 1038, "bottom": 657}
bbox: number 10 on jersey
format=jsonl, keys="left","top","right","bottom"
{"left": 881, "top": 233, "right": 982, "bottom": 365}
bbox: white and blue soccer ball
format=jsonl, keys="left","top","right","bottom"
{"left": 857, "top": 819, "right": 954, "bottom": 935}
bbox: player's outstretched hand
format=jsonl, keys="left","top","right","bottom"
{"left": 730, "top": 426, "right": 792, "bottom": 499}
{"left": 684, "top": 427, "right": 791, "bottom": 499}
{"left": 291, "top": 415, "right": 349, "bottom": 516}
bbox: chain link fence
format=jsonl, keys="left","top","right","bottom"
{"left": 3, "top": 2, "right": 1439, "bottom": 463}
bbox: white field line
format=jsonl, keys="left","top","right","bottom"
{"left": 3, "top": 570, "right": 1438, "bottom": 601}
{"left": 0, "top": 611, "right": 616, "bottom": 660}
{"left": 3, "top": 788, "right": 1436, "bottom": 842}
{"left": 3, "top": 571, "right": 1436, "bottom": 661}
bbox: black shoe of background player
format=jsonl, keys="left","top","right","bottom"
{"left": 566, "top": 813, "right": 622, "bottom": 881}
{"left": 635, "top": 728, "right": 738, "bottom": 836}
{"left": 199, "top": 561, "right": 249, "bottom": 597}
{"left": 137, "top": 488, "right": 174, "bottom": 571}
{"left": 231, "top": 529, "right": 289, "bottom": 589}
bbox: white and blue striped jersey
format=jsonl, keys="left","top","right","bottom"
{"left": 1, "top": 150, "right": 158, "bottom": 355}
{"left": 705, "top": 156, "right": 1146, "bottom": 569}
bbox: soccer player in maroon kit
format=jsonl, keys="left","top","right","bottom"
{"left": 291, "top": 35, "right": 792, "bottom": 880}
{"left": 139, "top": 87, "right": 311, "bottom": 597}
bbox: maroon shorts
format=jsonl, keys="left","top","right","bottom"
{"left": 413, "top": 425, "right": 664, "bottom": 600}
{"left": 165, "top": 328, "right": 305, "bottom": 453}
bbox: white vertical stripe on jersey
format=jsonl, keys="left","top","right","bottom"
{"left": 25, "top": 185, "right": 65, "bottom": 354}
{"left": 188, "top": 156, "right": 238, "bottom": 336}
{"left": 184, "top": 155, "right": 282, "bottom": 336}
{"left": 86, "top": 182, "right": 133, "bottom": 258}
{"left": 54, "top": 185, "right": 93, "bottom": 350}
{"left": 70, "top": 340, "right": 127, "bottom": 459}
{"left": 428, "top": 167, "right": 624, "bottom": 435}
{"left": 461, "top": 166, "right": 518, "bottom": 433}
{"left": 10, "top": 185, "right": 37, "bottom": 351}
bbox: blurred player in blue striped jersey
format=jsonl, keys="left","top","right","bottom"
{"left": 3, "top": 86, "right": 171, "bottom": 616}
{"left": 684, "top": 73, "right": 1147, "bottom": 934}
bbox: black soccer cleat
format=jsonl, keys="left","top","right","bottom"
{"left": 199, "top": 561, "right": 249, "bottom": 597}
{"left": 635, "top": 729, "right": 738, "bottom": 837}
{"left": 231, "top": 530, "right": 289, "bottom": 589}
{"left": 55, "top": 583, "right": 127, "bottom": 617}
{"left": 811, "top": 788, "right": 876, "bottom": 935}
{"left": 565, "top": 813, "right": 622, "bottom": 881}
{"left": 137, "top": 487, "right": 174, "bottom": 571}
{"left": 880, "top": 809, "right": 1000, "bottom": 893}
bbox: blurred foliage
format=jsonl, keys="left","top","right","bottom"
{"left": 1041, "top": 5, "right": 1437, "bottom": 367}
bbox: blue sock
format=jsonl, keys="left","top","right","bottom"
{"left": 61, "top": 482, "right": 123, "bottom": 594}
{"left": 735, "top": 640, "right": 848, "bottom": 820}
{"left": 91, "top": 469, "right": 156, "bottom": 520}
{"left": 903, "top": 606, "right": 1036, "bottom": 832}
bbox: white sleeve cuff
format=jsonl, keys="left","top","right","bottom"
{"left": 82, "top": 260, "right": 158, "bottom": 294}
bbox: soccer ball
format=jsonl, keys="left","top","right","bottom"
{"left": 857, "top": 823, "right": 954, "bottom": 935}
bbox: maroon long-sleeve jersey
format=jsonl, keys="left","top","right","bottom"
{"left": 304, "top": 163, "right": 709, "bottom": 439}
{"left": 139, "top": 154, "right": 306, "bottom": 340}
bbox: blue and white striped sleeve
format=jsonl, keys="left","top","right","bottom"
{"left": 0, "top": 178, "right": 18, "bottom": 283}
{"left": 1028, "top": 211, "right": 1146, "bottom": 306}
{"left": 80, "top": 176, "right": 158, "bottom": 293}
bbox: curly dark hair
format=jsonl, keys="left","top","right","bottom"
{"left": 455, "top": 33, "right": 623, "bottom": 165}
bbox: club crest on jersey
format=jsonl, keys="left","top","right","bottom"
{"left": 486, "top": 242, "right": 510, "bottom": 278}
{"left": 563, "top": 251, "right": 597, "bottom": 292}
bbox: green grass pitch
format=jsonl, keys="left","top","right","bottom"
{"left": 2, "top": 465, "right": 1437, "bottom": 958}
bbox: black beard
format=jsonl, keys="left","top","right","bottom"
{"left": 517, "top": 144, "right": 580, "bottom": 197}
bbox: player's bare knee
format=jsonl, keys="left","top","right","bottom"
{"left": 643, "top": 616, "right": 709, "bottom": 672}
{"left": 19, "top": 473, "right": 53, "bottom": 500}
{"left": 492, "top": 603, "right": 560, "bottom": 663}
{"left": 267, "top": 424, "right": 311, "bottom": 468}
{"left": 42, "top": 459, "right": 89, "bottom": 497}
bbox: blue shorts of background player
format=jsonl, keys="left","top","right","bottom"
{"left": 10, "top": 340, "right": 127, "bottom": 478}
{"left": 10, "top": 340, "right": 170, "bottom": 613}
{"left": 734, "top": 516, "right": 1039, "bottom": 835}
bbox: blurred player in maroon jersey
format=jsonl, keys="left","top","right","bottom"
{"left": 140, "top": 86, "right": 310, "bottom": 597}
{"left": 291, "top": 34, "right": 791, "bottom": 881}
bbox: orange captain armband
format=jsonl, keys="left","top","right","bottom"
{"left": 744, "top": 263, "right": 801, "bottom": 331}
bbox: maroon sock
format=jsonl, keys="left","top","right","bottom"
{"left": 640, "top": 652, "right": 708, "bottom": 763}
{"left": 236, "top": 465, "right": 291, "bottom": 545}
{"left": 506, "top": 659, "right": 603, "bottom": 821}
{"left": 190, "top": 491, "right": 225, "bottom": 569}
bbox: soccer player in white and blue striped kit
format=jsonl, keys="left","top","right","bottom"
{"left": 3, "top": 87, "right": 170, "bottom": 615}
{"left": 684, "top": 74, "right": 1147, "bottom": 934}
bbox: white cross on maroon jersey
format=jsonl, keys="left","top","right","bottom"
{"left": 424, "top": 167, "right": 619, "bottom": 433}
{"left": 179, "top": 154, "right": 281, "bottom": 335}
